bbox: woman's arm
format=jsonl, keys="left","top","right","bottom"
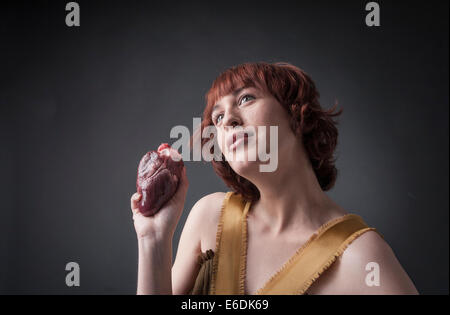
{"left": 137, "top": 237, "right": 173, "bottom": 294}
{"left": 172, "top": 192, "right": 226, "bottom": 294}
{"left": 131, "top": 163, "right": 189, "bottom": 295}
{"left": 133, "top": 187, "right": 225, "bottom": 294}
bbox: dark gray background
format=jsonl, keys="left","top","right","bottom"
{"left": 0, "top": 0, "right": 448, "bottom": 294}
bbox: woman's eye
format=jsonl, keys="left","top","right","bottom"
{"left": 213, "top": 95, "right": 254, "bottom": 124}
{"left": 215, "top": 114, "right": 223, "bottom": 124}
{"left": 239, "top": 94, "right": 255, "bottom": 105}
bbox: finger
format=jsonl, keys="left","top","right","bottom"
{"left": 174, "top": 167, "right": 189, "bottom": 198}
{"left": 178, "top": 166, "right": 188, "bottom": 188}
{"left": 131, "top": 192, "right": 142, "bottom": 215}
{"left": 168, "top": 147, "right": 183, "bottom": 162}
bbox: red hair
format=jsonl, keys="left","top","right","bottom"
{"left": 196, "top": 62, "right": 343, "bottom": 202}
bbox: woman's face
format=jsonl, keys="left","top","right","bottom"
{"left": 211, "top": 85, "right": 299, "bottom": 177}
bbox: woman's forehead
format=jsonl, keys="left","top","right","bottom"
{"left": 214, "top": 85, "right": 264, "bottom": 107}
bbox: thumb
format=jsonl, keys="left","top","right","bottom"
{"left": 178, "top": 166, "right": 189, "bottom": 194}
{"left": 171, "top": 167, "right": 189, "bottom": 204}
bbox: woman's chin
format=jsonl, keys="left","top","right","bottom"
{"left": 228, "top": 159, "right": 260, "bottom": 178}
{"left": 225, "top": 142, "right": 262, "bottom": 172}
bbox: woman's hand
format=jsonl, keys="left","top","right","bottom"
{"left": 131, "top": 165, "right": 189, "bottom": 242}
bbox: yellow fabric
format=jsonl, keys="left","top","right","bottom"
{"left": 210, "top": 192, "right": 250, "bottom": 295}
{"left": 209, "top": 191, "right": 382, "bottom": 295}
{"left": 189, "top": 249, "right": 214, "bottom": 295}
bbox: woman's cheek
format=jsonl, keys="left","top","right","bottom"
{"left": 217, "top": 132, "right": 228, "bottom": 157}
{"left": 257, "top": 126, "right": 270, "bottom": 156}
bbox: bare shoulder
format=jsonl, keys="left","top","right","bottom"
{"left": 190, "top": 192, "right": 228, "bottom": 252}
{"left": 190, "top": 192, "right": 227, "bottom": 224}
{"left": 191, "top": 192, "right": 227, "bottom": 212}
{"left": 307, "top": 230, "right": 419, "bottom": 295}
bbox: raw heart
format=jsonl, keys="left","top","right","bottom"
{"left": 136, "top": 143, "right": 184, "bottom": 216}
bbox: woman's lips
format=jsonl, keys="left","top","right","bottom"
{"left": 229, "top": 134, "right": 252, "bottom": 151}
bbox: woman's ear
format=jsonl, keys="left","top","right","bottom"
{"left": 290, "top": 103, "right": 297, "bottom": 112}
{"left": 300, "top": 103, "right": 309, "bottom": 117}
{"left": 287, "top": 103, "right": 304, "bottom": 136}
{"left": 300, "top": 103, "right": 314, "bottom": 134}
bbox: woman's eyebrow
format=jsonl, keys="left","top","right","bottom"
{"left": 212, "top": 103, "right": 222, "bottom": 113}
{"left": 212, "top": 87, "right": 249, "bottom": 114}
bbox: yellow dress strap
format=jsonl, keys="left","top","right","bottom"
{"left": 210, "top": 192, "right": 250, "bottom": 295}
{"left": 257, "top": 214, "right": 380, "bottom": 294}
{"left": 210, "top": 192, "right": 382, "bottom": 295}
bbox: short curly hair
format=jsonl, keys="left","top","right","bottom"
{"left": 197, "top": 62, "right": 343, "bottom": 202}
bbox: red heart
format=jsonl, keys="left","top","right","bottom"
{"left": 136, "top": 143, "right": 184, "bottom": 216}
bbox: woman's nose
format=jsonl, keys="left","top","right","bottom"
{"left": 222, "top": 109, "right": 242, "bottom": 128}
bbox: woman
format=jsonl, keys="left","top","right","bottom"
{"left": 130, "top": 62, "right": 418, "bottom": 295}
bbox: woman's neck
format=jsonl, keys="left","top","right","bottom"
{"left": 247, "top": 146, "right": 343, "bottom": 235}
